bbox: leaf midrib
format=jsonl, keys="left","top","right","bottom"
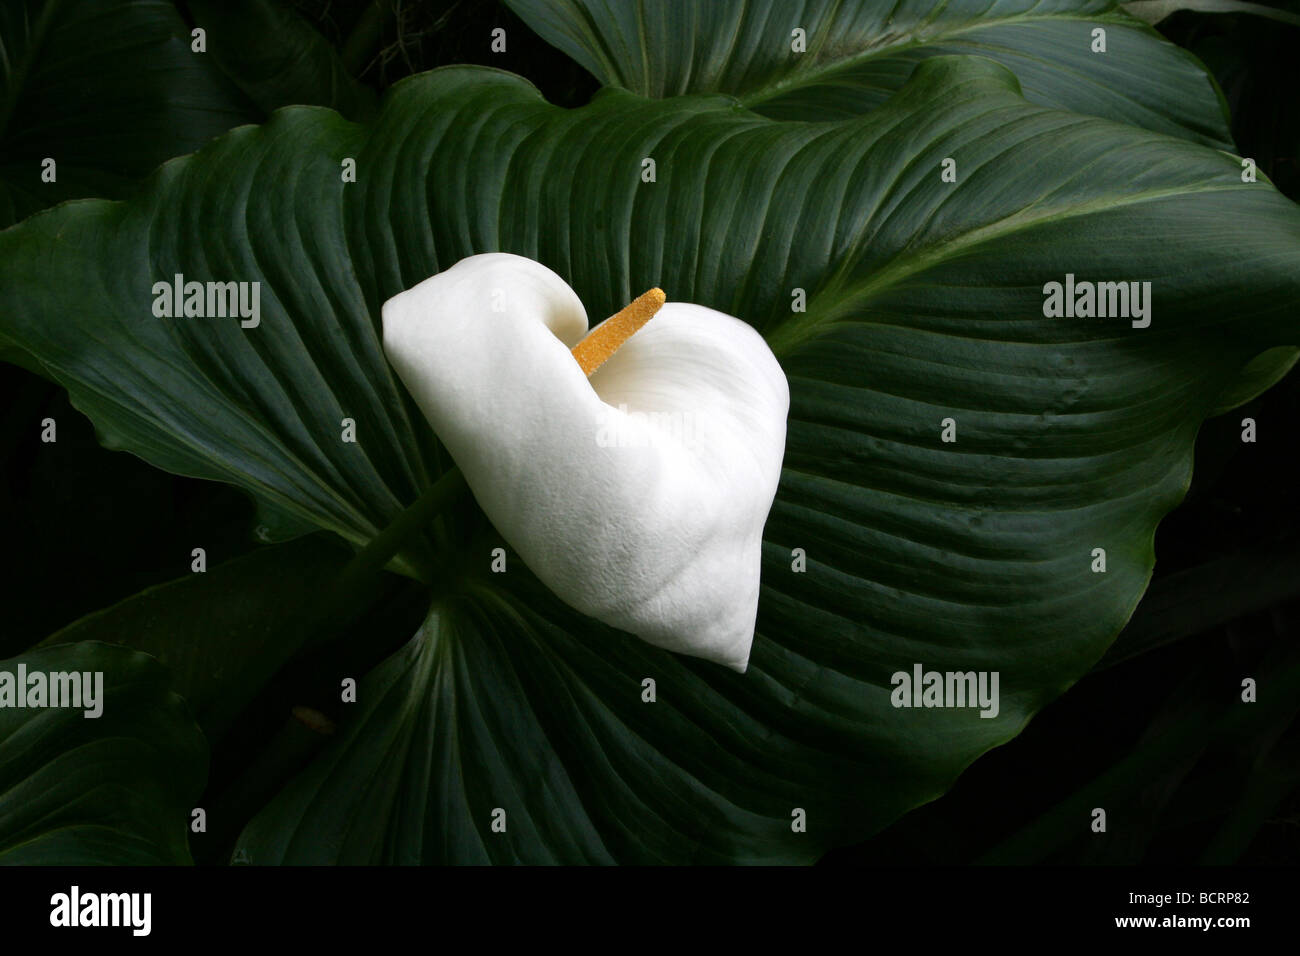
{"left": 764, "top": 181, "right": 1248, "bottom": 359}
{"left": 735, "top": 10, "right": 1136, "bottom": 110}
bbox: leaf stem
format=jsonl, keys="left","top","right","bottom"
{"left": 199, "top": 468, "right": 468, "bottom": 742}
{"left": 340, "top": 0, "right": 396, "bottom": 76}
{"left": 340, "top": 466, "right": 468, "bottom": 590}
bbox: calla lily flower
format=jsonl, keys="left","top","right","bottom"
{"left": 382, "top": 253, "right": 788, "bottom": 672}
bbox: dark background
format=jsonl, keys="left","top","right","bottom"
{"left": 1, "top": 0, "right": 1297, "bottom": 865}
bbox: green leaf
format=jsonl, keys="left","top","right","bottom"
{"left": 0, "top": 0, "right": 256, "bottom": 227}
{"left": 40, "top": 535, "right": 356, "bottom": 739}
{"left": 1096, "top": 546, "right": 1300, "bottom": 670}
{"left": 1211, "top": 346, "right": 1300, "bottom": 414}
{"left": 241, "top": 594, "right": 826, "bottom": 864}
{"left": 506, "top": 0, "right": 1233, "bottom": 146}
{"left": 1177, "top": 7, "right": 1300, "bottom": 200}
{"left": 3, "top": 57, "right": 1300, "bottom": 862}
{"left": 188, "top": 0, "right": 377, "bottom": 120}
{"left": 982, "top": 632, "right": 1300, "bottom": 863}
{"left": 1124, "top": 0, "right": 1300, "bottom": 28}
{"left": 0, "top": 642, "right": 206, "bottom": 864}
{"left": 0, "top": 114, "right": 444, "bottom": 555}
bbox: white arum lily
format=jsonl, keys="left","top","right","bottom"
{"left": 382, "top": 253, "right": 789, "bottom": 672}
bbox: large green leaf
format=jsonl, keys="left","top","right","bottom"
{"left": 0, "top": 0, "right": 255, "bottom": 227}
{"left": 0, "top": 642, "right": 206, "bottom": 864}
{"left": 506, "top": 0, "right": 1233, "bottom": 145}
{"left": 40, "top": 535, "right": 356, "bottom": 738}
{"left": 1125, "top": 0, "right": 1300, "bottom": 28}
{"left": 188, "top": 0, "right": 376, "bottom": 121}
{"left": 2, "top": 57, "right": 1298, "bottom": 863}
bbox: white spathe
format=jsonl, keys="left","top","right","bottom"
{"left": 382, "top": 253, "right": 789, "bottom": 672}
